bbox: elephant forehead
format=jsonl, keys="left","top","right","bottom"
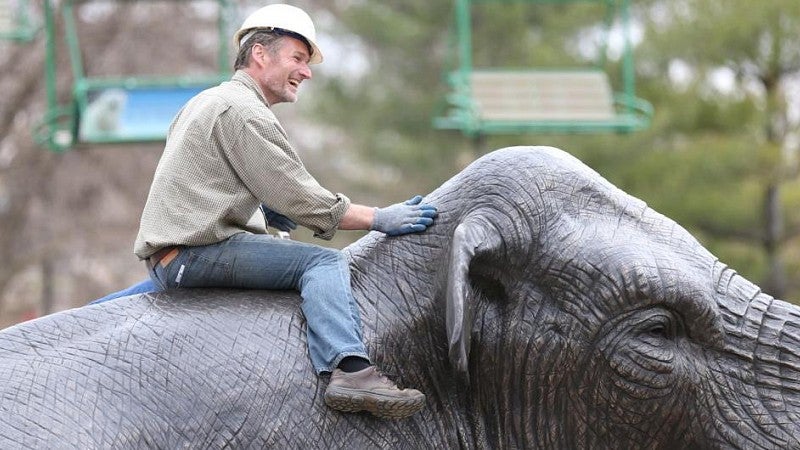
{"left": 536, "top": 215, "right": 722, "bottom": 340}
{"left": 544, "top": 218, "right": 713, "bottom": 298}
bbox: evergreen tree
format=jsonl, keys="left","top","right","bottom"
{"left": 632, "top": 0, "right": 800, "bottom": 298}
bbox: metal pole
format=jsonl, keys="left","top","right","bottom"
{"left": 44, "top": 0, "right": 59, "bottom": 150}
{"left": 455, "top": 0, "right": 475, "bottom": 136}
{"left": 620, "top": 0, "right": 635, "bottom": 114}
{"left": 456, "top": 0, "right": 472, "bottom": 75}
{"left": 62, "top": 0, "right": 85, "bottom": 81}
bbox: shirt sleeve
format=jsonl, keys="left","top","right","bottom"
{"left": 219, "top": 111, "right": 349, "bottom": 240}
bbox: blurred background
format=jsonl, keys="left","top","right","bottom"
{"left": 0, "top": 0, "right": 798, "bottom": 328}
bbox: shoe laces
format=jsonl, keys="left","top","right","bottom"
{"left": 373, "top": 367, "right": 401, "bottom": 388}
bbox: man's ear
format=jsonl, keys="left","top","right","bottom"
{"left": 249, "top": 43, "right": 269, "bottom": 68}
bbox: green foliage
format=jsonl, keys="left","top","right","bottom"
{"left": 306, "top": 0, "right": 800, "bottom": 300}
{"left": 642, "top": 0, "right": 800, "bottom": 73}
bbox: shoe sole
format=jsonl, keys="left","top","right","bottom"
{"left": 324, "top": 387, "right": 425, "bottom": 420}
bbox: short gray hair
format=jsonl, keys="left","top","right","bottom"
{"left": 233, "top": 28, "right": 313, "bottom": 70}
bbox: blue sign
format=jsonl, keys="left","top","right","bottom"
{"left": 79, "top": 86, "right": 210, "bottom": 143}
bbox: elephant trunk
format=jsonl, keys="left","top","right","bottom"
{"left": 709, "top": 269, "right": 800, "bottom": 448}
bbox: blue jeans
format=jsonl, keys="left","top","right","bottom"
{"left": 89, "top": 279, "right": 157, "bottom": 304}
{"left": 148, "top": 232, "right": 369, "bottom": 374}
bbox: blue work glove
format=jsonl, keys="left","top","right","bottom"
{"left": 260, "top": 204, "right": 297, "bottom": 232}
{"left": 371, "top": 195, "right": 438, "bottom": 236}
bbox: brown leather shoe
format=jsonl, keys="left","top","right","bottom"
{"left": 324, "top": 366, "right": 425, "bottom": 419}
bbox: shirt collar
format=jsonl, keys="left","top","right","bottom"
{"left": 233, "top": 70, "right": 271, "bottom": 108}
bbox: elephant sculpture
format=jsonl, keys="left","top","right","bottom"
{"left": 1, "top": 146, "right": 799, "bottom": 449}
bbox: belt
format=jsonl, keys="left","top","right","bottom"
{"left": 147, "top": 246, "right": 180, "bottom": 269}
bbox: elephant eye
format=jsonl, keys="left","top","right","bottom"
{"left": 639, "top": 312, "right": 678, "bottom": 341}
{"left": 647, "top": 324, "right": 668, "bottom": 338}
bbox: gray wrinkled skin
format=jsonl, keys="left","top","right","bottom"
{"left": 2, "top": 146, "right": 799, "bottom": 449}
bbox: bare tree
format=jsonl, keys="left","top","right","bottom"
{"left": 0, "top": 1, "right": 228, "bottom": 327}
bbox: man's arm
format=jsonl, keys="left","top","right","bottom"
{"left": 339, "top": 196, "right": 438, "bottom": 236}
{"left": 338, "top": 204, "right": 375, "bottom": 230}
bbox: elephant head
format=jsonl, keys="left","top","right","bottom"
{"left": 1, "top": 146, "right": 799, "bottom": 449}
{"left": 347, "top": 146, "right": 800, "bottom": 448}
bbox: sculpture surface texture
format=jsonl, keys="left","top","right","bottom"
{"left": 2, "top": 146, "right": 799, "bottom": 449}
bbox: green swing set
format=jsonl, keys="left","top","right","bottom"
{"left": 36, "top": 0, "right": 233, "bottom": 152}
{"left": 433, "top": 0, "right": 652, "bottom": 137}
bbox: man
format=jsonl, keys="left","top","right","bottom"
{"left": 133, "top": 4, "right": 437, "bottom": 420}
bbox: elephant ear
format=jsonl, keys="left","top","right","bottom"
{"left": 446, "top": 214, "right": 502, "bottom": 380}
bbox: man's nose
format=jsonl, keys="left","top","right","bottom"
{"left": 300, "top": 63, "right": 312, "bottom": 80}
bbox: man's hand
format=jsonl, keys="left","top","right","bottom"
{"left": 371, "top": 195, "right": 438, "bottom": 236}
{"left": 260, "top": 204, "right": 297, "bottom": 232}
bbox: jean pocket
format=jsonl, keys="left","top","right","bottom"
{"left": 165, "top": 250, "right": 232, "bottom": 288}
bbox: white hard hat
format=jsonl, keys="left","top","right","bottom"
{"left": 234, "top": 4, "right": 323, "bottom": 64}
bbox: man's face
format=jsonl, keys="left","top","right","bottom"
{"left": 257, "top": 37, "right": 313, "bottom": 105}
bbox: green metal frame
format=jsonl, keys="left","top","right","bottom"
{"left": 433, "top": 0, "right": 652, "bottom": 137}
{"left": 0, "top": 0, "right": 38, "bottom": 41}
{"left": 36, "top": 0, "right": 232, "bottom": 152}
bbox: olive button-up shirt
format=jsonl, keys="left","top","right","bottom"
{"left": 134, "top": 71, "right": 349, "bottom": 259}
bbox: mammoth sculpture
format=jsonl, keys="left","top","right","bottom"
{"left": 1, "top": 146, "right": 799, "bottom": 449}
